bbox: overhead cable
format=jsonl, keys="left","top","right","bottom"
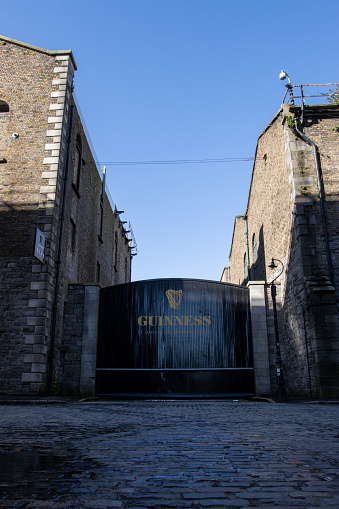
{"left": 94, "top": 157, "right": 255, "bottom": 166}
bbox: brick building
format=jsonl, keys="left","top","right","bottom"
{"left": 227, "top": 98, "right": 339, "bottom": 399}
{"left": 0, "top": 35, "right": 135, "bottom": 395}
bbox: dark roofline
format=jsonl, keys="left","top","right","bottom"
{"left": 0, "top": 35, "right": 77, "bottom": 70}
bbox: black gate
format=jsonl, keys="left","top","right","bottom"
{"left": 96, "top": 278, "right": 254, "bottom": 398}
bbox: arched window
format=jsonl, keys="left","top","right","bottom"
{"left": 125, "top": 257, "right": 128, "bottom": 283}
{"left": 0, "top": 100, "right": 9, "bottom": 113}
{"left": 74, "top": 134, "right": 82, "bottom": 191}
{"left": 244, "top": 252, "right": 249, "bottom": 284}
{"left": 253, "top": 233, "right": 259, "bottom": 280}
{"left": 114, "top": 231, "right": 118, "bottom": 268}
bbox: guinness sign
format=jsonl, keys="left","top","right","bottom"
{"left": 97, "top": 278, "right": 253, "bottom": 397}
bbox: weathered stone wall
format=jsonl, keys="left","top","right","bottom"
{"left": 229, "top": 215, "right": 247, "bottom": 286}
{"left": 0, "top": 37, "right": 75, "bottom": 394}
{"left": 283, "top": 105, "right": 339, "bottom": 398}
{"left": 61, "top": 285, "right": 85, "bottom": 395}
{"left": 229, "top": 105, "right": 339, "bottom": 398}
{"left": 0, "top": 36, "right": 133, "bottom": 395}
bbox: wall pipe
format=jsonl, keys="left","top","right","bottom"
{"left": 293, "top": 117, "right": 335, "bottom": 286}
{"left": 47, "top": 104, "right": 74, "bottom": 394}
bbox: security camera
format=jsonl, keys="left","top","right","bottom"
{"left": 12, "top": 133, "right": 19, "bottom": 138}
{"left": 279, "top": 70, "right": 290, "bottom": 84}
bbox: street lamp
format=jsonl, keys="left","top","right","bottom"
{"left": 268, "top": 258, "right": 288, "bottom": 402}
{"left": 279, "top": 70, "right": 294, "bottom": 105}
{"left": 279, "top": 70, "right": 291, "bottom": 84}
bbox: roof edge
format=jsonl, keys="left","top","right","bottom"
{"left": 0, "top": 35, "right": 77, "bottom": 70}
{"left": 290, "top": 103, "right": 339, "bottom": 112}
{"left": 229, "top": 109, "right": 284, "bottom": 261}
{"left": 245, "top": 107, "right": 283, "bottom": 216}
{"left": 229, "top": 214, "right": 245, "bottom": 260}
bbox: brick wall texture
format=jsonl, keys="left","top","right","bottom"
{"left": 0, "top": 36, "right": 133, "bottom": 395}
{"left": 229, "top": 104, "right": 339, "bottom": 398}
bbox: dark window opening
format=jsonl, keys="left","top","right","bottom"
{"left": 73, "top": 134, "right": 82, "bottom": 195}
{"left": 253, "top": 233, "right": 259, "bottom": 280}
{"left": 125, "top": 257, "right": 128, "bottom": 283}
{"left": 0, "top": 101, "right": 9, "bottom": 113}
{"left": 70, "top": 218, "right": 76, "bottom": 252}
{"left": 98, "top": 202, "right": 104, "bottom": 243}
{"left": 244, "top": 252, "right": 249, "bottom": 285}
{"left": 75, "top": 143, "right": 81, "bottom": 189}
{"left": 114, "top": 231, "right": 118, "bottom": 268}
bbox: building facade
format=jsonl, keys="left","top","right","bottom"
{"left": 0, "top": 35, "right": 135, "bottom": 395}
{"left": 228, "top": 101, "right": 339, "bottom": 399}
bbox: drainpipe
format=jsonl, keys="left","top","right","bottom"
{"left": 293, "top": 117, "right": 335, "bottom": 286}
{"left": 244, "top": 216, "right": 250, "bottom": 282}
{"left": 47, "top": 104, "right": 74, "bottom": 394}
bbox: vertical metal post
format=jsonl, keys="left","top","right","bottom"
{"left": 270, "top": 283, "right": 287, "bottom": 402}
{"left": 268, "top": 258, "right": 288, "bottom": 402}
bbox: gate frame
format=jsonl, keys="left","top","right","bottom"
{"left": 64, "top": 281, "right": 271, "bottom": 398}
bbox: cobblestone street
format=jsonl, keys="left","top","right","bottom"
{"left": 0, "top": 400, "right": 339, "bottom": 508}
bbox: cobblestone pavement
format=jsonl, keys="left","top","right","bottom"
{"left": 0, "top": 400, "right": 339, "bottom": 508}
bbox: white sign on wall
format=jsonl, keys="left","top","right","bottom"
{"left": 34, "top": 228, "right": 46, "bottom": 263}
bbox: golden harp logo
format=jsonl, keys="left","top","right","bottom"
{"left": 165, "top": 289, "right": 183, "bottom": 310}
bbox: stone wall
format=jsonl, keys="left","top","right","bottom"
{"left": 0, "top": 37, "right": 75, "bottom": 393}
{"left": 229, "top": 215, "right": 246, "bottom": 285}
{"left": 229, "top": 104, "right": 339, "bottom": 399}
{"left": 0, "top": 36, "right": 133, "bottom": 395}
{"left": 61, "top": 285, "right": 85, "bottom": 395}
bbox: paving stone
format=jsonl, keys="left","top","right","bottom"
{"left": 0, "top": 400, "right": 338, "bottom": 507}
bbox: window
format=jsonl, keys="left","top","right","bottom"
{"left": 125, "top": 257, "right": 128, "bottom": 283}
{"left": 244, "top": 252, "right": 249, "bottom": 284}
{"left": 0, "top": 100, "right": 9, "bottom": 113}
{"left": 114, "top": 231, "right": 118, "bottom": 268}
{"left": 70, "top": 218, "right": 76, "bottom": 252}
{"left": 253, "top": 233, "right": 259, "bottom": 280}
{"left": 98, "top": 202, "right": 103, "bottom": 243}
{"left": 73, "top": 135, "right": 82, "bottom": 193}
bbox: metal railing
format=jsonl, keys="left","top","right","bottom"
{"left": 283, "top": 83, "right": 339, "bottom": 106}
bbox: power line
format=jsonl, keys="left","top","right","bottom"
{"left": 94, "top": 157, "right": 255, "bottom": 166}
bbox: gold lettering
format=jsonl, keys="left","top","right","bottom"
{"left": 138, "top": 315, "right": 212, "bottom": 327}
{"left": 148, "top": 316, "right": 157, "bottom": 326}
{"left": 203, "top": 315, "right": 212, "bottom": 325}
{"left": 137, "top": 316, "right": 148, "bottom": 326}
{"left": 184, "top": 316, "right": 194, "bottom": 326}
{"left": 164, "top": 316, "right": 172, "bottom": 325}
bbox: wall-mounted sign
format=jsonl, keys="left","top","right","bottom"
{"left": 34, "top": 228, "right": 46, "bottom": 263}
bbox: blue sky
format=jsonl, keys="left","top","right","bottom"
{"left": 2, "top": 0, "right": 338, "bottom": 281}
